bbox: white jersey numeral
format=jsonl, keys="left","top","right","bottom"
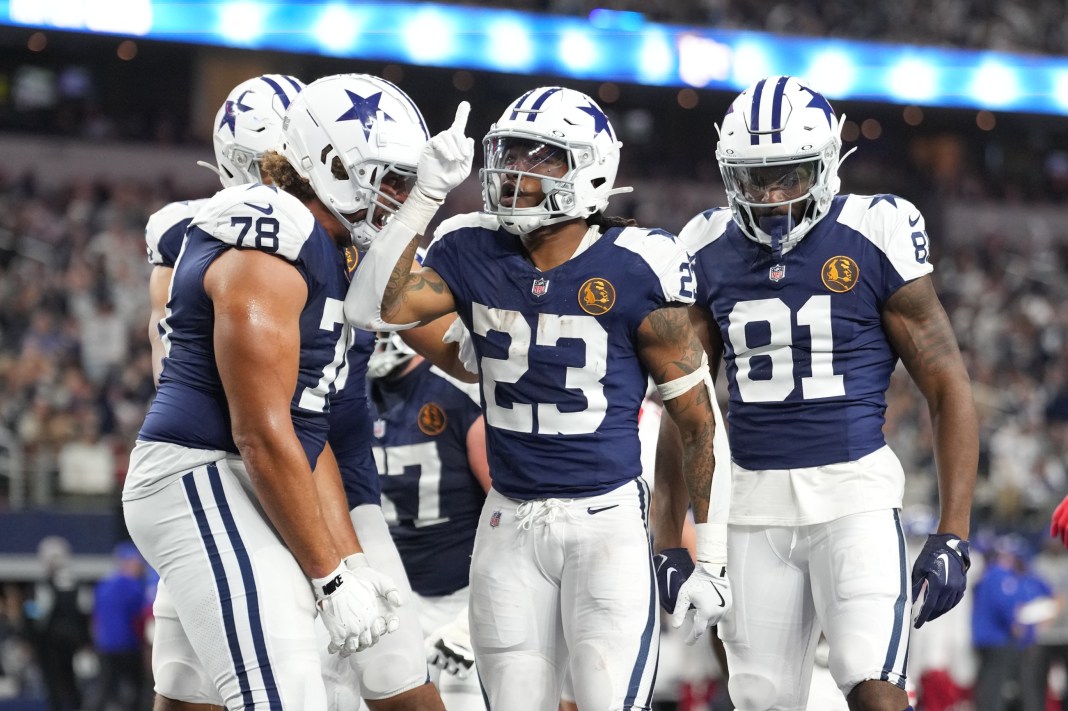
{"left": 298, "top": 297, "right": 352, "bottom": 413}
{"left": 728, "top": 296, "right": 845, "bottom": 403}
{"left": 472, "top": 302, "right": 608, "bottom": 435}
{"left": 374, "top": 442, "right": 447, "bottom": 527}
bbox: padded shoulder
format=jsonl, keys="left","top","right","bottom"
{"left": 614, "top": 227, "right": 695, "bottom": 305}
{"left": 433, "top": 211, "right": 499, "bottom": 241}
{"left": 190, "top": 184, "right": 317, "bottom": 263}
{"left": 835, "top": 194, "right": 933, "bottom": 282}
{"left": 145, "top": 199, "right": 207, "bottom": 266}
{"left": 678, "top": 207, "right": 733, "bottom": 254}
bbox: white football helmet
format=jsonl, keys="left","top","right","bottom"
{"left": 481, "top": 87, "right": 631, "bottom": 235}
{"left": 367, "top": 332, "right": 418, "bottom": 380}
{"left": 204, "top": 74, "right": 305, "bottom": 188}
{"left": 716, "top": 75, "right": 854, "bottom": 256}
{"left": 281, "top": 74, "right": 429, "bottom": 249}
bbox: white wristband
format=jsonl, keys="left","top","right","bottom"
{"left": 694, "top": 522, "right": 727, "bottom": 566}
{"left": 394, "top": 185, "right": 443, "bottom": 235}
{"left": 656, "top": 352, "right": 711, "bottom": 401}
{"left": 343, "top": 553, "right": 368, "bottom": 571}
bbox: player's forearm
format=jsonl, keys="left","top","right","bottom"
{"left": 313, "top": 445, "right": 362, "bottom": 558}
{"left": 679, "top": 422, "right": 714, "bottom": 525}
{"left": 652, "top": 416, "right": 690, "bottom": 550}
{"left": 930, "top": 379, "right": 979, "bottom": 538}
{"left": 236, "top": 430, "right": 340, "bottom": 578}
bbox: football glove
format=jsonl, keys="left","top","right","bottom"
{"left": 344, "top": 553, "right": 402, "bottom": 637}
{"left": 671, "top": 522, "right": 731, "bottom": 645}
{"left": 415, "top": 101, "right": 474, "bottom": 201}
{"left": 425, "top": 607, "right": 475, "bottom": 679}
{"left": 911, "top": 533, "right": 971, "bottom": 629}
{"left": 1051, "top": 495, "right": 1068, "bottom": 548}
{"left": 654, "top": 547, "right": 695, "bottom": 614}
{"left": 312, "top": 562, "right": 385, "bottom": 657}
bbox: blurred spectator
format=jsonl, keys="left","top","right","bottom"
{"left": 972, "top": 535, "right": 1055, "bottom": 711}
{"left": 26, "top": 536, "right": 91, "bottom": 711}
{"left": 1032, "top": 541, "right": 1068, "bottom": 711}
{"left": 87, "top": 542, "right": 148, "bottom": 711}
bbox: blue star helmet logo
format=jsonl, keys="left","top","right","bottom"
{"left": 218, "top": 90, "right": 254, "bottom": 135}
{"left": 337, "top": 90, "right": 395, "bottom": 140}
{"left": 798, "top": 85, "right": 835, "bottom": 128}
{"left": 578, "top": 102, "right": 613, "bottom": 139}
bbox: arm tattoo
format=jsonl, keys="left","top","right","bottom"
{"left": 380, "top": 238, "right": 422, "bottom": 312}
{"left": 885, "top": 278, "right": 962, "bottom": 378}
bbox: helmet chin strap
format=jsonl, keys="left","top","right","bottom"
{"left": 758, "top": 214, "right": 794, "bottom": 260}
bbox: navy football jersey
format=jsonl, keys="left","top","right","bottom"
{"left": 423, "top": 213, "right": 695, "bottom": 500}
{"left": 139, "top": 184, "right": 352, "bottom": 467}
{"left": 145, "top": 199, "right": 208, "bottom": 267}
{"left": 682, "top": 194, "right": 933, "bottom": 471}
{"left": 330, "top": 325, "right": 381, "bottom": 508}
{"left": 370, "top": 360, "right": 484, "bottom": 596}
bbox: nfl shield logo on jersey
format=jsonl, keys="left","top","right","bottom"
{"left": 373, "top": 419, "right": 386, "bottom": 438}
{"left": 532, "top": 277, "right": 550, "bottom": 297}
{"left": 490, "top": 510, "right": 501, "bottom": 528}
{"left": 769, "top": 264, "right": 786, "bottom": 282}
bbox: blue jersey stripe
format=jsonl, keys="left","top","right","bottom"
{"left": 625, "top": 478, "right": 657, "bottom": 709}
{"left": 770, "top": 75, "right": 789, "bottom": 142}
{"left": 207, "top": 465, "right": 283, "bottom": 709}
{"left": 880, "top": 509, "right": 909, "bottom": 688}
{"left": 749, "top": 78, "right": 767, "bottom": 145}
{"left": 183, "top": 470, "right": 255, "bottom": 710}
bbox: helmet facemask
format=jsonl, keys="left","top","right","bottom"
{"left": 479, "top": 87, "right": 630, "bottom": 236}
{"left": 367, "top": 332, "right": 418, "bottom": 380}
{"left": 715, "top": 76, "right": 854, "bottom": 257}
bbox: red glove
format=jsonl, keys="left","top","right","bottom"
{"left": 1052, "top": 495, "right": 1068, "bottom": 547}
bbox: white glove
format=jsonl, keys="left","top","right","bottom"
{"left": 442, "top": 318, "right": 478, "bottom": 375}
{"left": 425, "top": 606, "right": 475, "bottom": 679}
{"left": 344, "top": 553, "right": 403, "bottom": 637}
{"left": 670, "top": 522, "right": 732, "bottom": 645}
{"left": 312, "top": 562, "right": 385, "bottom": 657}
{"left": 415, "top": 101, "right": 474, "bottom": 201}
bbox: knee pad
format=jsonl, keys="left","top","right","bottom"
{"left": 727, "top": 671, "right": 779, "bottom": 711}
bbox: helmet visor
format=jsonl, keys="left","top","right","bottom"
{"left": 486, "top": 137, "right": 569, "bottom": 175}
{"left": 723, "top": 159, "right": 819, "bottom": 205}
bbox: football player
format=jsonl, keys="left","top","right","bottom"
{"left": 124, "top": 74, "right": 458, "bottom": 709}
{"left": 660, "top": 75, "right": 978, "bottom": 711}
{"left": 365, "top": 332, "right": 490, "bottom": 710}
{"left": 345, "top": 87, "right": 730, "bottom": 710}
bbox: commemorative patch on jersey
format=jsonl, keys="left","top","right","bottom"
{"left": 417, "top": 402, "right": 447, "bottom": 436}
{"left": 578, "top": 277, "right": 616, "bottom": 315}
{"left": 344, "top": 245, "right": 359, "bottom": 278}
{"left": 821, "top": 256, "right": 859, "bottom": 293}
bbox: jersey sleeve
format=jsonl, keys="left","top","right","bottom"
{"left": 838, "top": 194, "right": 934, "bottom": 283}
{"left": 190, "top": 184, "right": 317, "bottom": 263}
{"left": 145, "top": 199, "right": 206, "bottom": 267}
{"left": 614, "top": 227, "right": 696, "bottom": 306}
{"left": 422, "top": 212, "right": 492, "bottom": 303}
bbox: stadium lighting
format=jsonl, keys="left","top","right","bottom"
{"left": 887, "top": 58, "right": 939, "bottom": 103}
{"left": 218, "top": 2, "right": 265, "bottom": 46}
{"left": 636, "top": 29, "right": 675, "bottom": 85}
{"left": 486, "top": 18, "right": 534, "bottom": 72}
{"left": 805, "top": 50, "right": 856, "bottom": 98}
{"left": 557, "top": 29, "right": 597, "bottom": 74}
{"left": 970, "top": 61, "right": 1019, "bottom": 107}
{"left": 314, "top": 5, "right": 361, "bottom": 56}
{"left": 402, "top": 8, "right": 456, "bottom": 65}
{"left": 731, "top": 43, "right": 773, "bottom": 89}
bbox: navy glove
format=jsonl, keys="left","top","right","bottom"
{"left": 654, "top": 548, "right": 695, "bottom": 614}
{"left": 911, "top": 533, "right": 970, "bottom": 629}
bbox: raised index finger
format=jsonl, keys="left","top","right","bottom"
{"left": 451, "top": 101, "right": 471, "bottom": 134}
